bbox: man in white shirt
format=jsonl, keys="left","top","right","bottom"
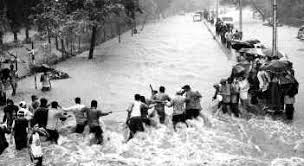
{"left": 46, "top": 101, "right": 66, "bottom": 144}
{"left": 19, "top": 101, "right": 33, "bottom": 121}
{"left": 40, "top": 72, "right": 51, "bottom": 92}
{"left": 126, "top": 94, "right": 148, "bottom": 141}
{"left": 63, "top": 97, "right": 86, "bottom": 133}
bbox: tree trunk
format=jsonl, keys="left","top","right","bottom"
{"left": 78, "top": 35, "right": 81, "bottom": 51}
{"left": 103, "top": 26, "right": 106, "bottom": 42}
{"left": 117, "top": 22, "right": 121, "bottom": 43}
{"left": 0, "top": 31, "right": 3, "bottom": 45}
{"left": 65, "top": 38, "right": 69, "bottom": 50}
{"left": 25, "top": 27, "right": 30, "bottom": 43}
{"left": 88, "top": 25, "right": 97, "bottom": 59}
{"left": 70, "top": 39, "right": 73, "bottom": 56}
{"left": 111, "top": 23, "right": 114, "bottom": 37}
{"left": 55, "top": 36, "right": 58, "bottom": 50}
{"left": 61, "top": 38, "right": 65, "bottom": 57}
{"left": 13, "top": 31, "right": 18, "bottom": 42}
{"left": 47, "top": 26, "right": 51, "bottom": 44}
{"left": 48, "top": 34, "right": 51, "bottom": 44}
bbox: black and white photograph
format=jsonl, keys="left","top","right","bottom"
{"left": 0, "top": 0, "right": 304, "bottom": 165}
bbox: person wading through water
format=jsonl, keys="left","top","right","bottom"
{"left": 2, "top": 99, "right": 19, "bottom": 132}
{"left": 182, "top": 85, "right": 202, "bottom": 120}
{"left": 82, "top": 100, "right": 112, "bottom": 145}
{"left": 32, "top": 98, "right": 49, "bottom": 128}
{"left": 152, "top": 86, "right": 171, "bottom": 124}
{"left": 29, "top": 95, "right": 40, "bottom": 114}
{"left": 126, "top": 94, "right": 149, "bottom": 141}
{"left": 140, "top": 96, "right": 152, "bottom": 126}
{"left": 167, "top": 90, "right": 188, "bottom": 131}
{"left": 218, "top": 79, "right": 231, "bottom": 115}
{"left": 9, "top": 64, "right": 17, "bottom": 96}
{"left": 63, "top": 97, "right": 86, "bottom": 133}
{"left": 46, "top": 101, "right": 67, "bottom": 144}
{"left": 40, "top": 72, "right": 51, "bottom": 92}
{"left": 12, "top": 110, "right": 30, "bottom": 150}
{"left": 28, "top": 125, "right": 47, "bottom": 166}
{"left": 0, "top": 124, "right": 9, "bottom": 155}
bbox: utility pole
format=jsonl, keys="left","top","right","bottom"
{"left": 216, "top": 0, "right": 219, "bottom": 24}
{"left": 29, "top": 42, "right": 37, "bottom": 89}
{"left": 239, "top": 0, "right": 243, "bottom": 39}
{"left": 272, "top": 0, "right": 278, "bottom": 57}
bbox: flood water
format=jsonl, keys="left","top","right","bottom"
{"left": 1, "top": 10, "right": 304, "bottom": 166}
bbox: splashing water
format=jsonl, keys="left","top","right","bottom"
{"left": 2, "top": 112, "right": 304, "bottom": 166}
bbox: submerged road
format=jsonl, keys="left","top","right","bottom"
{"left": 15, "top": 14, "right": 232, "bottom": 122}
{"left": 2, "top": 14, "right": 304, "bottom": 166}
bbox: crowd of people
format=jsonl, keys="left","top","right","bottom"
{"left": 0, "top": 84, "right": 203, "bottom": 165}
{"left": 0, "top": 95, "right": 112, "bottom": 165}
{"left": 126, "top": 85, "right": 202, "bottom": 140}
{"left": 215, "top": 18, "right": 243, "bottom": 47}
{"left": 213, "top": 56, "right": 298, "bottom": 121}
{"left": 205, "top": 12, "right": 299, "bottom": 121}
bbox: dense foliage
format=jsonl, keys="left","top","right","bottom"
{"left": 222, "top": 0, "right": 304, "bottom": 26}
{"left": 0, "top": 0, "right": 216, "bottom": 58}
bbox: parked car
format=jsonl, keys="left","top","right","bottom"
{"left": 297, "top": 25, "right": 304, "bottom": 40}
{"left": 193, "top": 12, "right": 202, "bottom": 22}
{"left": 220, "top": 16, "right": 234, "bottom": 26}
{"left": 179, "top": 10, "right": 185, "bottom": 16}
{"left": 263, "top": 18, "right": 283, "bottom": 27}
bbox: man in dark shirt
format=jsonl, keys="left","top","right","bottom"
{"left": 32, "top": 98, "right": 49, "bottom": 128}
{"left": 82, "top": 100, "right": 112, "bottom": 145}
{"left": 12, "top": 110, "right": 30, "bottom": 150}
{"left": 182, "top": 85, "right": 202, "bottom": 120}
{"left": 2, "top": 99, "right": 19, "bottom": 132}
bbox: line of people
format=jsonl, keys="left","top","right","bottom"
{"left": 125, "top": 85, "right": 202, "bottom": 141}
{"left": 1, "top": 95, "right": 112, "bottom": 165}
{"left": 0, "top": 85, "right": 204, "bottom": 164}
{"left": 215, "top": 18, "right": 242, "bottom": 49}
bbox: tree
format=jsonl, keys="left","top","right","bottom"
{"left": 32, "top": 0, "right": 67, "bottom": 44}
{"left": 221, "top": 0, "right": 304, "bottom": 25}
{"left": 22, "top": 0, "right": 37, "bottom": 43}
{"left": 6, "top": 0, "right": 23, "bottom": 42}
{"left": 73, "top": 0, "right": 123, "bottom": 59}
{"left": 0, "top": 0, "right": 9, "bottom": 45}
{"left": 154, "top": 0, "right": 171, "bottom": 18}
